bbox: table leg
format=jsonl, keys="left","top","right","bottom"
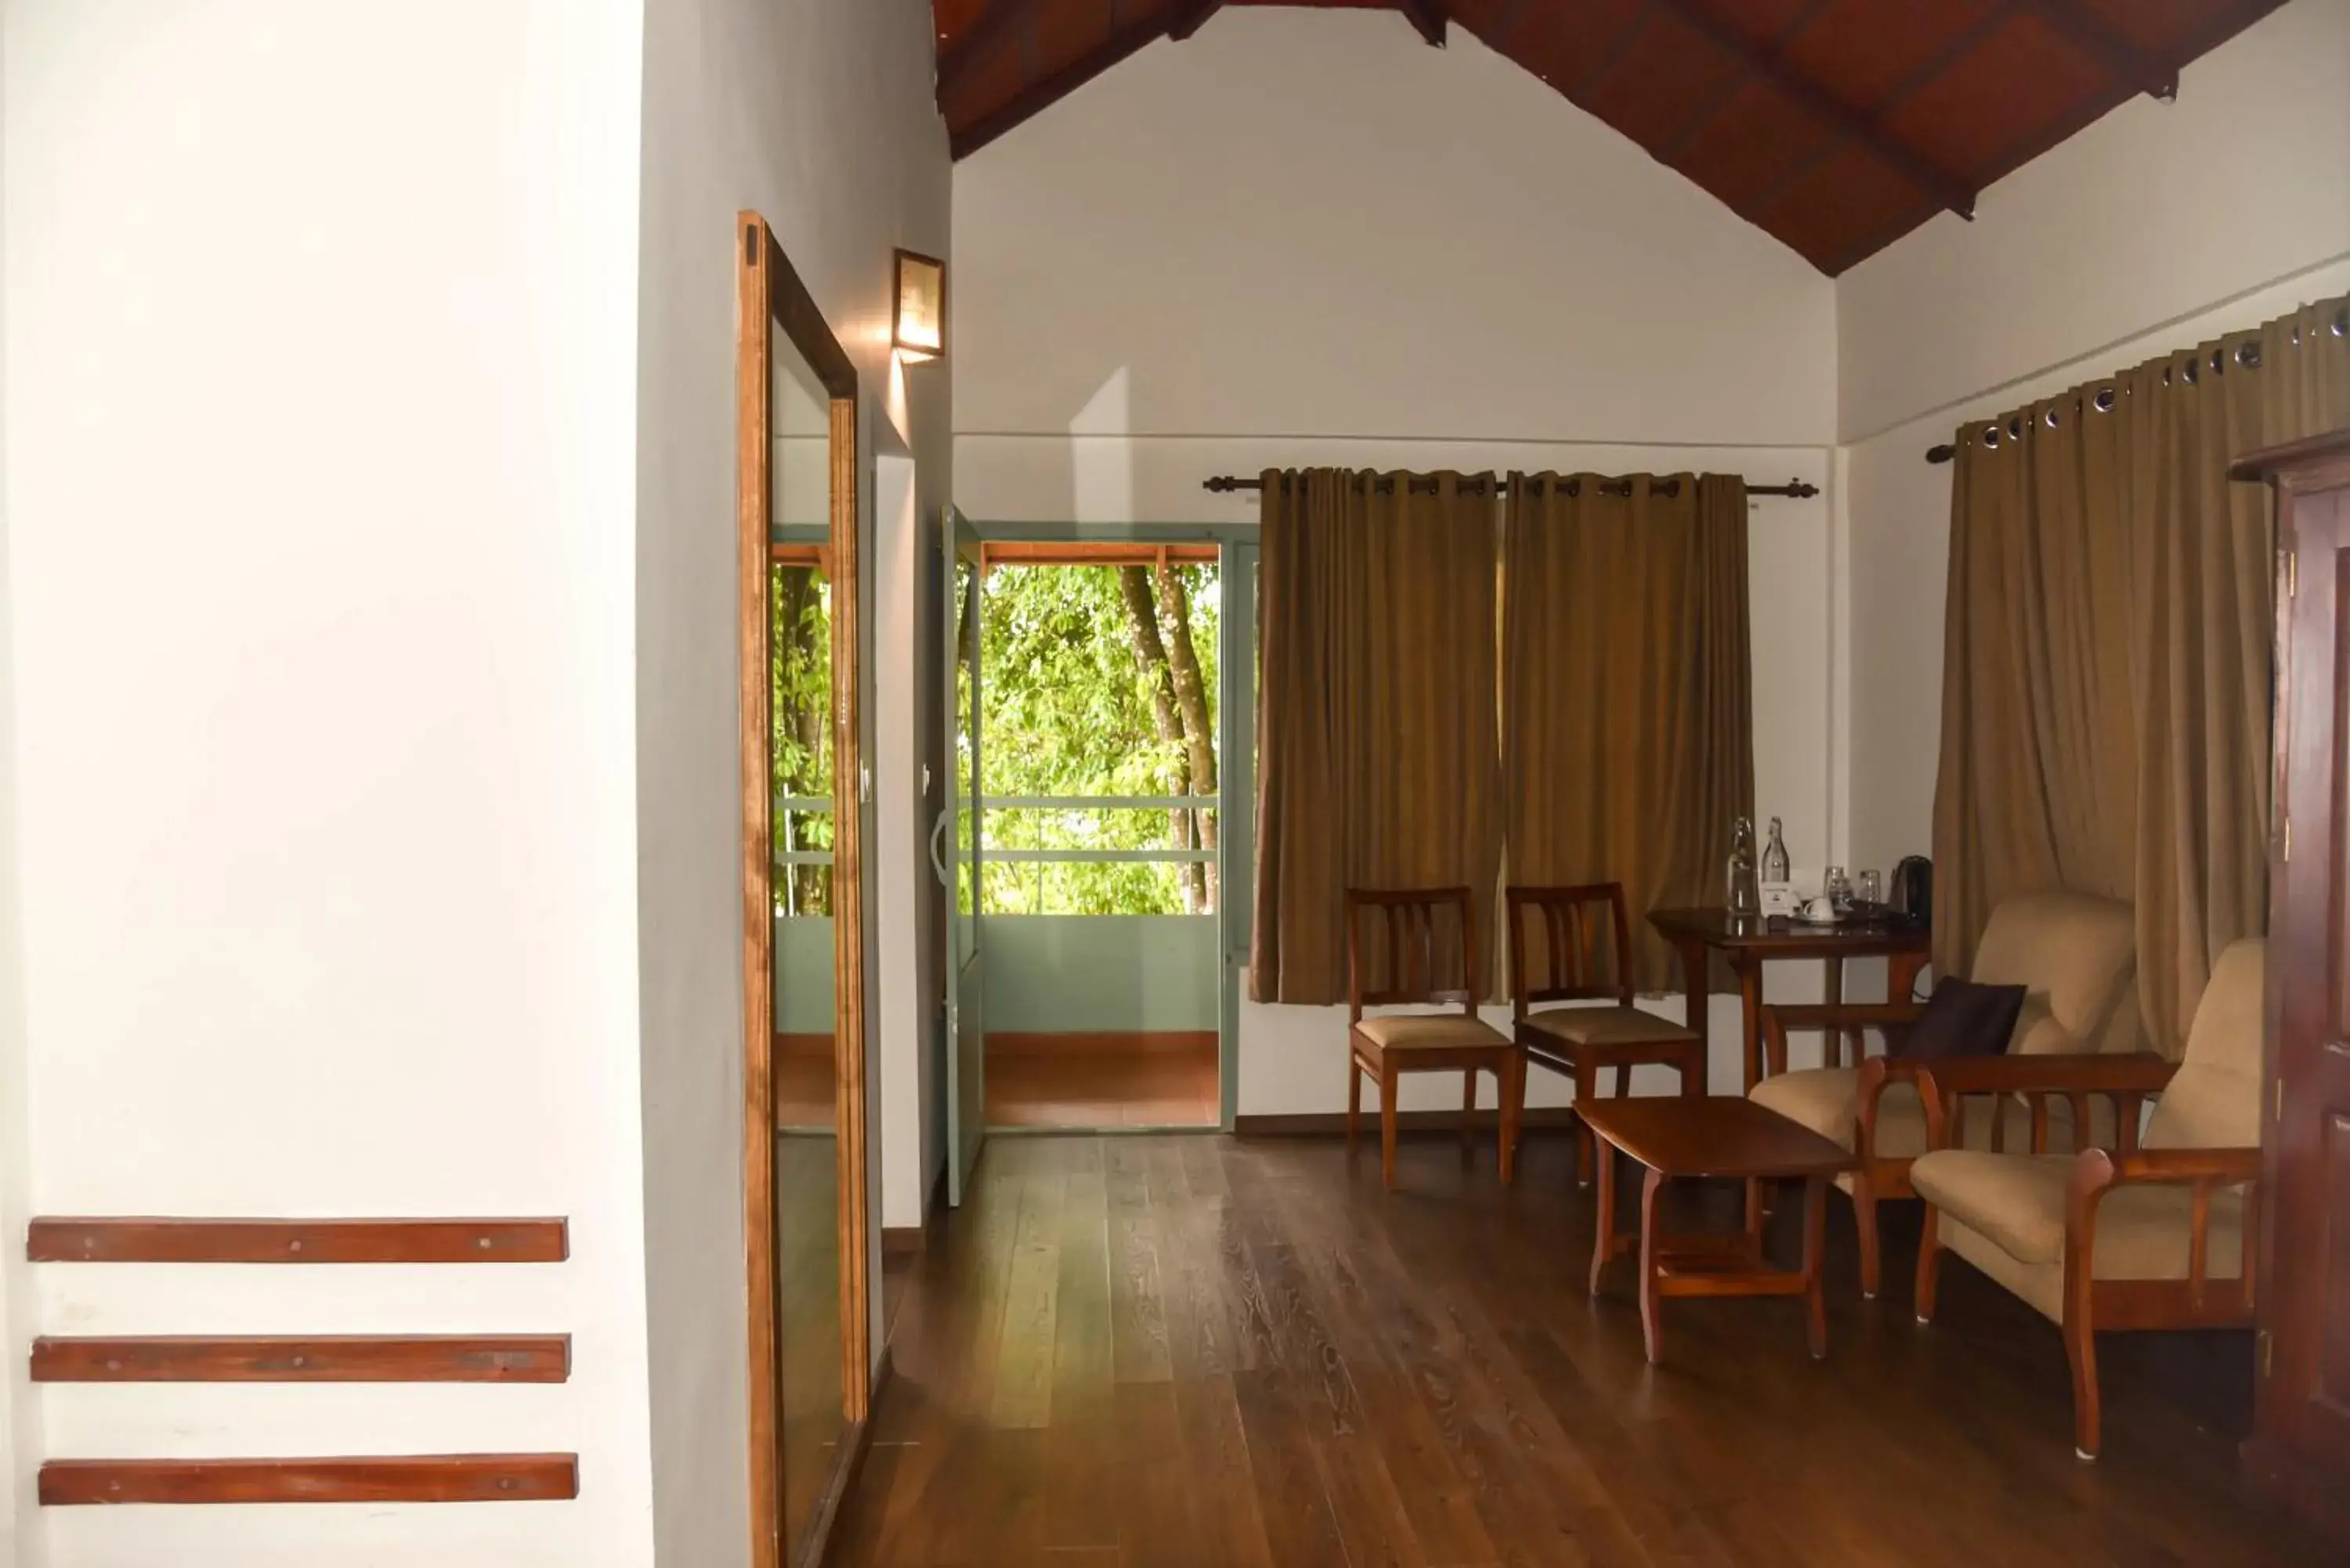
{"left": 1639, "top": 1167, "right": 1666, "bottom": 1364}
{"left": 1743, "top": 1176, "right": 1764, "bottom": 1259}
{"left": 1589, "top": 1136, "right": 1616, "bottom": 1298}
{"left": 1889, "top": 948, "right": 1929, "bottom": 1008}
{"left": 1737, "top": 958, "right": 1764, "bottom": 1093}
{"left": 1802, "top": 1174, "right": 1828, "bottom": 1360}
{"left": 1822, "top": 956, "right": 1844, "bottom": 1070}
{"left": 1676, "top": 938, "right": 1710, "bottom": 1091}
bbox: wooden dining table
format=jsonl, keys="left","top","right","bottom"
{"left": 1647, "top": 907, "right": 1932, "bottom": 1093}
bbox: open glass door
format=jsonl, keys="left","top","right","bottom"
{"left": 1217, "top": 538, "right": 1256, "bottom": 1129}
{"left": 937, "top": 507, "right": 986, "bottom": 1203}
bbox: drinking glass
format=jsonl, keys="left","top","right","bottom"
{"left": 1824, "top": 865, "right": 1851, "bottom": 910}
{"left": 1856, "top": 869, "right": 1882, "bottom": 908}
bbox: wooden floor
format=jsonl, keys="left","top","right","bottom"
{"left": 985, "top": 1042, "right": 1219, "bottom": 1129}
{"left": 835, "top": 1130, "right": 2329, "bottom": 1568}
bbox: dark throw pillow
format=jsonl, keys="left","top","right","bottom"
{"left": 1889, "top": 977, "right": 2028, "bottom": 1061}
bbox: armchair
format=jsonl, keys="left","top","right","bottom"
{"left": 1749, "top": 891, "right": 2138, "bottom": 1297}
{"left": 1911, "top": 938, "right": 2265, "bottom": 1457}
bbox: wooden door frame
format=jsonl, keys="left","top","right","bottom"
{"left": 737, "top": 210, "right": 872, "bottom": 1568}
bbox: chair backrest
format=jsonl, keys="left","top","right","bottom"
{"left": 1968, "top": 891, "right": 2137, "bottom": 1057}
{"left": 2146, "top": 938, "right": 2266, "bottom": 1151}
{"left": 1504, "top": 884, "right": 1633, "bottom": 1017}
{"left": 1345, "top": 887, "right": 1479, "bottom": 1022}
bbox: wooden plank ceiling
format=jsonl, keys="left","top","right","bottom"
{"left": 933, "top": 0, "right": 2284, "bottom": 273}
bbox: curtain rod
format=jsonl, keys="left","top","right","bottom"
{"left": 1924, "top": 304, "right": 2349, "bottom": 464}
{"left": 1203, "top": 474, "right": 1820, "bottom": 499}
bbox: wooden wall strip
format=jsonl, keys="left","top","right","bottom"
{"left": 39, "top": 1454, "right": 579, "bottom": 1505}
{"left": 27, "top": 1218, "right": 569, "bottom": 1264}
{"left": 32, "top": 1335, "right": 570, "bottom": 1384}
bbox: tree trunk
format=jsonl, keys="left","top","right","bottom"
{"left": 1155, "top": 564, "right": 1219, "bottom": 911}
{"left": 1116, "top": 565, "right": 1202, "bottom": 912}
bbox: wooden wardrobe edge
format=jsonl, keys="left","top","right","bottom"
{"left": 803, "top": 1346, "right": 893, "bottom": 1567}
{"left": 31, "top": 1334, "right": 571, "bottom": 1384}
{"left": 38, "top": 1453, "right": 579, "bottom": 1506}
{"left": 26, "top": 1217, "right": 569, "bottom": 1265}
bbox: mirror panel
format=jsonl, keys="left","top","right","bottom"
{"left": 771, "top": 321, "right": 845, "bottom": 1559}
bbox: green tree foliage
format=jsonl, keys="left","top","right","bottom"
{"left": 772, "top": 561, "right": 833, "bottom": 916}
{"left": 965, "top": 563, "right": 1218, "bottom": 916}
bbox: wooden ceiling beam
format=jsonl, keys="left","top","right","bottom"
{"left": 1644, "top": 0, "right": 1976, "bottom": 222}
{"left": 1395, "top": 0, "right": 1449, "bottom": 49}
{"left": 1167, "top": 0, "right": 1225, "bottom": 42}
{"left": 937, "top": 0, "right": 1040, "bottom": 106}
{"left": 2011, "top": 1, "right": 2178, "bottom": 100}
{"left": 952, "top": 0, "right": 1224, "bottom": 160}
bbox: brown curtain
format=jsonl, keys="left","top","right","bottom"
{"left": 1502, "top": 474, "right": 1756, "bottom": 991}
{"left": 1250, "top": 470, "right": 1502, "bottom": 1004}
{"left": 1935, "top": 294, "right": 2350, "bottom": 1052}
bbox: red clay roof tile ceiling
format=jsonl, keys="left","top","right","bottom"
{"left": 931, "top": 0, "right": 2284, "bottom": 273}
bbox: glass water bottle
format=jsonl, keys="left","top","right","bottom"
{"left": 1726, "top": 817, "right": 1761, "bottom": 916}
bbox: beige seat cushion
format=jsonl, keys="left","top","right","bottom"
{"left": 1752, "top": 1066, "right": 2088, "bottom": 1160}
{"left": 1969, "top": 891, "right": 2137, "bottom": 1057}
{"left": 1918, "top": 1148, "right": 2247, "bottom": 1324}
{"left": 1911, "top": 1151, "right": 2073, "bottom": 1263}
{"left": 2146, "top": 938, "right": 2265, "bottom": 1151}
{"left": 1354, "top": 1013, "right": 1508, "bottom": 1053}
{"left": 1520, "top": 1005, "right": 1697, "bottom": 1049}
{"left": 1751, "top": 1067, "right": 1864, "bottom": 1147}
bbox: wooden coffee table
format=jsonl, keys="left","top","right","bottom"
{"left": 1578, "top": 1096, "right": 1856, "bottom": 1364}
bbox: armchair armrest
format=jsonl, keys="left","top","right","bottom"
{"left": 1914, "top": 1053, "right": 2178, "bottom": 1097}
{"left": 1915, "top": 1053, "right": 2177, "bottom": 1157}
{"left": 2066, "top": 1146, "right": 2262, "bottom": 1310}
{"left": 2077, "top": 1147, "right": 2261, "bottom": 1187}
{"left": 1853, "top": 1055, "right": 1929, "bottom": 1162}
{"left": 1761, "top": 999, "right": 1925, "bottom": 1077}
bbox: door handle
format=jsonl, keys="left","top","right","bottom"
{"left": 929, "top": 811, "right": 951, "bottom": 885}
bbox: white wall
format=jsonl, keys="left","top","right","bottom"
{"left": 952, "top": 8, "right": 1845, "bottom": 1114}
{"left": 634, "top": 1, "right": 948, "bottom": 1561}
{"left": 0, "top": 13, "right": 43, "bottom": 1552}
{"left": 955, "top": 9, "right": 1835, "bottom": 450}
{"left": 2, "top": 5, "right": 653, "bottom": 1566}
{"left": 1839, "top": 0, "right": 2350, "bottom": 875}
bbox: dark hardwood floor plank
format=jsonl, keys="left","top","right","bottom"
{"left": 1107, "top": 1141, "right": 1173, "bottom": 1386}
{"left": 1047, "top": 1138, "right": 1121, "bottom": 1552}
{"left": 1172, "top": 1371, "right": 1278, "bottom": 1568}
{"left": 1232, "top": 1365, "right": 1354, "bottom": 1568}
{"left": 989, "top": 1162, "right": 1064, "bottom": 1432}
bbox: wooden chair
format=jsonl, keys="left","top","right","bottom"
{"left": 1506, "top": 884, "right": 1705, "bottom": 1186}
{"left": 1911, "top": 938, "right": 2265, "bottom": 1458}
{"left": 1346, "top": 887, "right": 1522, "bottom": 1190}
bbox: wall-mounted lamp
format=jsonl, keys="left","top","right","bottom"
{"left": 892, "top": 249, "right": 945, "bottom": 364}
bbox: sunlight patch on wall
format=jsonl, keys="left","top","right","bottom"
{"left": 1069, "top": 366, "right": 1134, "bottom": 524}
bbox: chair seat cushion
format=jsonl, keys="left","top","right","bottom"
{"left": 1354, "top": 1013, "right": 1508, "bottom": 1053}
{"left": 1750, "top": 1067, "right": 1864, "bottom": 1148}
{"left": 1916, "top": 1149, "right": 2249, "bottom": 1282}
{"left": 1520, "top": 1006, "right": 1698, "bottom": 1049}
{"left": 1750, "top": 1067, "right": 2070, "bottom": 1159}
{"left": 1911, "top": 1151, "right": 2071, "bottom": 1263}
